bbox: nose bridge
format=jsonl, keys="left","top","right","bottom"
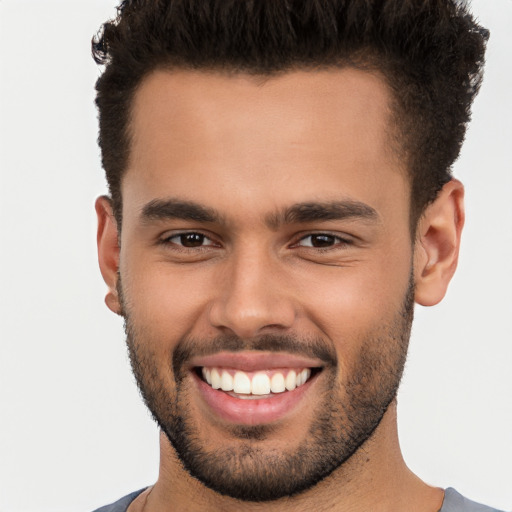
{"left": 209, "top": 241, "right": 295, "bottom": 337}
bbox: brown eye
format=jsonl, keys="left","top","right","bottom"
{"left": 298, "top": 234, "right": 338, "bottom": 248}
{"left": 167, "top": 232, "right": 215, "bottom": 248}
{"left": 180, "top": 233, "right": 205, "bottom": 247}
{"left": 310, "top": 234, "right": 336, "bottom": 247}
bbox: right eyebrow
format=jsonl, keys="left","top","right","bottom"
{"left": 265, "top": 200, "right": 380, "bottom": 229}
{"left": 140, "top": 198, "right": 221, "bottom": 224}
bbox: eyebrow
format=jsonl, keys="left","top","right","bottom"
{"left": 139, "top": 197, "right": 379, "bottom": 227}
{"left": 140, "top": 198, "right": 221, "bottom": 224}
{"left": 266, "top": 200, "right": 379, "bottom": 229}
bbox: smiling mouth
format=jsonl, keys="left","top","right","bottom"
{"left": 196, "top": 367, "right": 321, "bottom": 398}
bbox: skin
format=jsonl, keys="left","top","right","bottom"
{"left": 96, "top": 68, "right": 464, "bottom": 511}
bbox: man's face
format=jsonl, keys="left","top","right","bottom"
{"left": 117, "top": 69, "right": 414, "bottom": 500}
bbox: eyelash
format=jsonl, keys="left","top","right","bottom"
{"left": 159, "top": 232, "right": 219, "bottom": 251}
{"left": 292, "top": 233, "right": 353, "bottom": 250}
{"left": 158, "top": 231, "right": 353, "bottom": 252}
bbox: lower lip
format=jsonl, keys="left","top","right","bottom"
{"left": 192, "top": 371, "right": 316, "bottom": 426}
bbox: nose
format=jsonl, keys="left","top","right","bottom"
{"left": 208, "top": 246, "right": 296, "bottom": 339}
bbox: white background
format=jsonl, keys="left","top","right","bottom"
{"left": 0, "top": 1, "right": 510, "bottom": 511}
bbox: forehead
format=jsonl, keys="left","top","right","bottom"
{"left": 123, "top": 68, "right": 408, "bottom": 224}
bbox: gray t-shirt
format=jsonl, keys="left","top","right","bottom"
{"left": 441, "top": 488, "right": 505, "bottom": 512}
{"left": 92, "top": 487, "right": 506, "bottom": 511}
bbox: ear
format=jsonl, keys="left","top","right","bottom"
{"left": 414, "top": 179, "right": 465, "bottom": 306}
{"left": 95, "top": 196, "right": 122, "bottom": 315}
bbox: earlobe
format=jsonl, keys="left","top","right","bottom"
{"left": 414, "top": 179, "right": 465, "bottom": 307}
{"left": 95, "top": 196, "right": 122, "bottom": 315}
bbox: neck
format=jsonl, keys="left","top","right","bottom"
{"left": 137, "top": 401, "right": 443, "bottom": 512}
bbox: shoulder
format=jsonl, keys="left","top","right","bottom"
{"left": 440, "top": 488, "right": 507, "bottom": 512}
{"left": 91, "top": 489, "right": 147, "bottom": 512}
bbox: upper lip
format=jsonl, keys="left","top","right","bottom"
{"left": 189, "top": 351, "right": 325, "bottom": 372}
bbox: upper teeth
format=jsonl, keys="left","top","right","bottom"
{"left": 201, "top": 367, "right": 312, "bottom": 395}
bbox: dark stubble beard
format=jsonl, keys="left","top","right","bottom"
{"left": 121, "top": 277, "right": 414, "bottom": 502}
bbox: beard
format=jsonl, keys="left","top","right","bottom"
{"left": 120, "top": 277, "right": 414, "bottom": 502}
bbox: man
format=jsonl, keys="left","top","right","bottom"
{"left": 91, "top": 1, "right": 502, "bottom": 510}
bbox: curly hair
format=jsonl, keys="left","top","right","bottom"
{"left": 92, "top": 0, "right": 488, "bottom": 229}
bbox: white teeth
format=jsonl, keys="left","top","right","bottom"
{"left": 233, "top": 371, "right": 251, "bottom": 394}
{"left": 270, "top": 373, "right": 286, "bottom": 393}
{"left": 202, "top": 368, "right": 212, "bottom": 385}
{"left": 221, "top": 371, "right": 234, "bottom": 391}
{"left": 285, "top": 370, "right": 297, "bottom": 391}
{"left": 251, "top": 372, "right": 271, "bottom": 395}
{"left": 210, "top": 368, "right": 221, "bottom": 389}
{"left": 297, "top": 368, "right": 310, "bottom": 386}
{"left": 202, "top": 367, "right": 313, "bottom": 395}
{"left": 235, "top": 394, "right": 265, "bottom": 400}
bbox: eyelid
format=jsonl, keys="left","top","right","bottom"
{"left": 292, "top": 232, "right": 354, "bottom": 248}
{"left": 172, "top": 234, "right": 214, "bottom": 246}
{"left": 159, "top": 230, "right": 220, "bottom": 248}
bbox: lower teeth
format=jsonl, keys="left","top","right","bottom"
{"left": 228, "top": 392, "right": 274, "bottom": 399}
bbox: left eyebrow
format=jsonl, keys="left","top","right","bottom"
{"left": 140, "top": 198, "right": 222, "bottom": 224}
{"left": 266, "top": 200, "right": 379, "bottom": 229}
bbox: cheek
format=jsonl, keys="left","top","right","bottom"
{"left": 120, "top": 255, "right": 214, "bottom": 351}
{"left": 120, "top": 229, "right": 412, "bottom": 358}
{"left": 294, "top": 250, "right": 412, "bottom": 354}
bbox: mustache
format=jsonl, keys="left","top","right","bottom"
{"left": 172, "top": 333, "right": 338, "bottom": 376}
